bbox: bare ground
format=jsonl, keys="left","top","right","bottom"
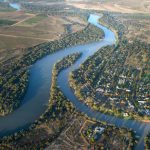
{"left": 66, "top": 0, "right": 150, "bottom": 14}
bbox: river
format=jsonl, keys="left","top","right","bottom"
{"left": 0, "top": 3, "right": 149, "bottom": 149}
{"left": 9, "top": 3, "right": 21, "bottom": 11}
{"left": 0, "top": 0, "right": 21, "bottom": 10}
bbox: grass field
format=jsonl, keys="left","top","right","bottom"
{"left": 18, "top": 14, "right": 47, "bottom": 26}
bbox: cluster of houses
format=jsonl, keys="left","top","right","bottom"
{"left": 94, "top": 70, "right": 149, "bottom": 117}
{"left": 78, "top": 48, "right": 149, "bottom": 118}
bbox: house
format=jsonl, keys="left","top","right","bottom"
{"left": 96, "top": 88, "right": 104, "bottom": 93}
{"left": 118, "top": 78, "right": 125, "bottom": 85}
{"left": 138, "top": 101, "right": 146, "bottom": 105}
{"left": 128, "top": 102, "right": 134, "bottom": 109}
{"left": 145, "top": 109, "right": 150, "bottom": 116}
{"left": 123, "top": 113, "right": 129, "bottom": 117}
{"left": 94, "top": 126, "right": 105, "bottom": 134}
{"left": 126, "top": 89, "right": 131, "bottom": 92}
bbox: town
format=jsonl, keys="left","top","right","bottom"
{"left": 70, "top": 40, "right": 150, "bottom": 120}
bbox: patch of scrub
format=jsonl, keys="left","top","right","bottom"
{"left": 0, "top": 19, "right": 17, "bottom": 26}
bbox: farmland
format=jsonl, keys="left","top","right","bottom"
{"left": 0, "top": 6, "right": 87, "bottom": 64}
{"left": 67, "top": 0, "right": 150, "bottom": 14}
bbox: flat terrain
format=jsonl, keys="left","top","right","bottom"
{"left": 0, "top": 1, "right": 149, "bottom": 149}
{"left": 66, "top": 0, "right": 150, "bottom": 13}
{"left": 0, "top": 9, "right": 87, "bottom": 64}
{"left": 0, "top": 12, "right": 86, "bottom": 46}
{"left": 116, "top": 13, "right": 150, "bottom": 43}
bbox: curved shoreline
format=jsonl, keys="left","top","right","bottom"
{"left": 0, "top": 14, "right": 111, "bottom": 137}
{"left": 57, "top": 14, "right": 150, "bottom": 150}
{"left": 0, "top": 14, "right": 149, "bottom": 150}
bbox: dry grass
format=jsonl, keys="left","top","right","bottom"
{"left": 0, "top": 11, "right": 34, "bottom": 21}
{"left": 0, "top": 35, "right": 45, "bottom": 63}
{"left": 100, "top": 0, "right": 150, "bottom": 12}
{"left": 115, "top": 13, "right": 150, "bottom": 43}
{"left": 0, "top": 9, "right": 86, "bottom": 64}
{"left": 66, "top": 0, "right": 150, "bottom": 14}
{"left": 0, "top": 15, "right": 86, "bottom": 44}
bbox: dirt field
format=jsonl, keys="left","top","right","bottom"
{"left": 0, "top": 13, "right": 86, "bottom": 46}
{"left": 0, "top": 11, "right": 34, "bottom": 21}
{"left": 0, "top": 34, "right": 46, "bottom": 63}
{"left": 0, "top": 9, "right": 87, "bottom": 64}
{"left": 100, "top": 0, "right": 150, "bottom": 12}
{"left": 66, "top": 0, "right": 150, "bottom": 14}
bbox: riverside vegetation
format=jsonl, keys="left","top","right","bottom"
{"left": 0, "top": 53, "right": 80, "bottom": 149}
{"left": 0, "top": 53, "right": 136, "bottom": 150}
{"left": 145, "top": 132, "right": 150, "bottom": 150}
{"left": 0, "top": 21, "right": 104, "bottom": 116}
{"left": 69, "top": 13, "right": 150, "bottom": 121}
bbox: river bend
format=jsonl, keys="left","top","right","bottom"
{"left": 0, "top": 14, "right": 149, "bottom": 150}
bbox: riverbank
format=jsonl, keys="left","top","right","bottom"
{"left": 69, "top": 44, "right": 150, "bottom": 122}
{"left": 0, "top": 53, "right": 137, "bottom": 150}
{"left": 0, "top": 19, "right": 104, "bottom": 116}
{"left": 68, "top": 13, "right": 150, "bottom": 123}
{"left": 57, "top": 14, "right": 150, "bottom": 150}
{"left": 0, "top": 14, "right": 149, "bottom": 150}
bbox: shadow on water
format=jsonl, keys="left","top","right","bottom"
{"left": 57, "top": 14, "right": 150, "bottom": 150}
{"left": 0, "top": 14, "right": 149, "bottom": 150}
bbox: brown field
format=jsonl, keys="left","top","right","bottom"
{"left": 0, "top": 14, "right": 87, "bottom": 46}
{"left": 0, "top": 9, "right": 87, "bottom": 64}
{"left": 66, "top": 0, "right": 150, "bottom": 14}
{"left": 0, "top": 0, "right": 149, "bottom": 64}
{"left": 0, "top": 35, "right": 46, "bottom": 63}
{"left": 0, "top": 11, "right": 34, "bottom": 21}
{"left": 115, "top": 13, "right": 150, "bottom": 43}
{"left": 100, "top": 0, "right": 150, "bottom": 12}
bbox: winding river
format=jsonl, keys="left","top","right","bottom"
{"left": 0, "top": 6, "right": 149, "bottom": 149}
